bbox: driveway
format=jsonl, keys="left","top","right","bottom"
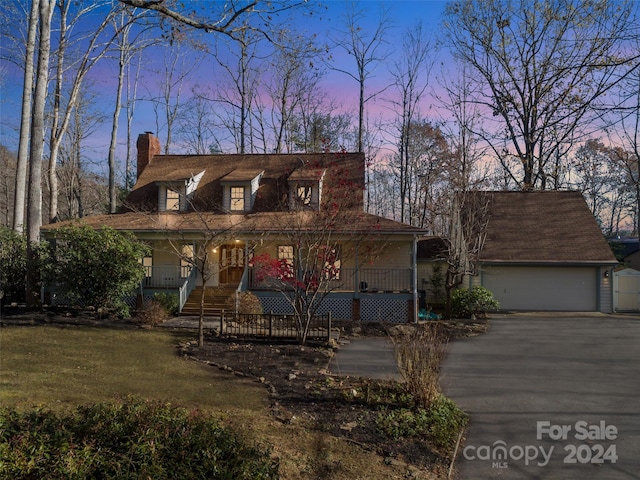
{"left": 441, "top": 314, "right": 640, "bottom": 479}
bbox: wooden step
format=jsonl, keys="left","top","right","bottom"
{"left": 181, "top": 286, "right": 237, "bottom": 315}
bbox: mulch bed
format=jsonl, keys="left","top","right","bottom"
{"left": 179, "top": 319, "right": 488, "bottom": 471}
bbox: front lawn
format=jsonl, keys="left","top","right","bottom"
{"left": 0, "top": 326, "right": 267, "bottom": 415}
{"left": 0, "top": 324, "right": 439, "bottom": 479}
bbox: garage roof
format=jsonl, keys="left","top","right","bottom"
{"left": 477, "top": 191, "right": 617, "bottom": 265}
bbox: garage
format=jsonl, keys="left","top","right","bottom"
{"left": 481, "top": 266, "right": 598, "bottom": 311}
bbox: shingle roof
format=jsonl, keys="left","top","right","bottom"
{"left": 41, "top": 211, "right": 424, "bottom": 236}
{"left": 477, "top": 191, "right": 617, "bottom": 264}
{"left": 42, "top": 150, "right": 426, "bottom": 237}
{"left": 124, "top": 152, "right": 365, "bottom": 213}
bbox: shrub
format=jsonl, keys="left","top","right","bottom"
{"left": 153, "top": 292, "right": 179, "bottom": 316}
{"left": 375, "top": 394, "right": 467, "bottom": 456}
{"left": 45, "top": 224, "right": 149, "bottom": 317}
{"left": 451, "top": 286, "right": 499, "bottom": 318}
{"left": 389, "top": 323, "right": 449, "bottom": 409}
{"left": 0, "top": 226, "right": 26, "bottom": 305}
{"left": 136, "top": 299, "right": 169, "bottom": 327}
{"left": 0, "top": 398, "right": 278, "bottom": 479}
{"left": 226, "top": 291, "right": 263, "bottom": 315}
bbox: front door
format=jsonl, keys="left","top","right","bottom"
{"left": 219, "top": 244, "right": 245, "bottom": 285}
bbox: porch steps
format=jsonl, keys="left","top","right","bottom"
{"left": 181, "top": 287, "right": 237, "bottom": 316}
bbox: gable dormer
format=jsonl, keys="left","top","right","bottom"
{"left": 220, "top": 169, "right": 264, "bottom": 213}
{"left": 288, "top": 164, "right": 325, "bottom": 211}
{"left": 156, "top": 170, "right": 205, "bottom": 212}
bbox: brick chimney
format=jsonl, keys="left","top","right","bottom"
{"left": 136, "top": 132, "right": 161, "bottom": 178}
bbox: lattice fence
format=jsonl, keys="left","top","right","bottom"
{"left": 255, "top": 295, "right": 353, "bottom": 320}
{"left": 360, "top": 298, "right": 408, "bottom": 323}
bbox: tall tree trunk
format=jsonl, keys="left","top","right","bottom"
{"left": 26, "top": 0, "right": 55, "bottom": 308}
{"left": 108, "top": 45, "right": 126, "bottom": 213}
{"left": 13, "top": 0, "right": 40, "bottom": 233}
{"left": 48, "top": 0, "right": 69, "bottom": 224}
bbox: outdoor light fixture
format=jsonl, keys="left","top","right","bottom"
{"left": 604, "top": 270, "right": 610, "bottom": 278}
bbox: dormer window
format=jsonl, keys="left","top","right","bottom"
{"left": 288, "top": 165, "right": 325, "bottom": 211}
{"left": 156, "top": 171, "right": 203, "bottom": 212}
{"left": 220, "top": 169, "right": 263, "bottom": 213}
{"left": 230, "top": 186, "right": 245, "bottom": 211}
{"left": 296, "top": 185, "right": 312, "bottom": 206}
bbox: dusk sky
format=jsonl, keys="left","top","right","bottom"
{"left": 0, "top": 0, "right": 452, "bottom": 175}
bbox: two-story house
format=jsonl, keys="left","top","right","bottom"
{"left": 43, "top": 133, "right": 427, "bottom": 323}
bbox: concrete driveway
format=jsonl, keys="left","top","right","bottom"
{"left": 441, "top": 314, "right": 640, "bottom": 480}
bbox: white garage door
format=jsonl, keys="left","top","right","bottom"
{"left": 482, "top": 266, "right": 597, "bottom": 311}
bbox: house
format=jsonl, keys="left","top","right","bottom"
{"left": 418, "top": 191, "right": 618, "bottom": 312}
{"left": 42, "top": 133, "right": 426, "bottom": 323}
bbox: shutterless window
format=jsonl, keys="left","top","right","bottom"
{"left": 230, "top": 186, "right": 245, "bottom": 211}
{"left": 181, "top": 244, "right": 194, "bottom": 278}
{"left": 321, "top": 245, "right": 341, "bottom": 280}
{"left": 296, "top": 185, "right": 312, "bottom": 205}
{"left": 166, "top": 187, "right": 180, "bottom": 211}
{"left": 278, "top": 245, "right": 294, "bottom": 278}
{"left": 141, "top": 255, "right": 152, "bottom": 277}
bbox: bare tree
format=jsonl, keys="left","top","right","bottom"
{"left": 47, "top": 1, "right": 119, "bottom": 223}
{"left": 264, "top": 31, "right": 323, "bottom": 153}
{"left": 55, "top": 87, "right": 109, "bottom": 221}
{"left": 11, "top": 0, "right": 39, "bottom": 233}
{"left": 387, "top": 22, "right": 435, "bottom": 225}
{"left": 117, "top": 0, "right": 308, "bottom": 42}
{"left": 209, "top": 26, "right": 263, "bottom": 154}
{"left": 330, "top": 2, "right": 392, "bottom": 153}
{"left": 0, "top": 145, "right": 16, "bottom": 227}
{"left": 107, "top": 7, "right": 155, "bottom": 212}
{"left": 251, "top": 157, "right": 385, "bottom": 344}
{"left": 444, "top": 191, "right": 492, "bottom": 318}
{"left": 25, "top": 0, "right": 55, "bottom": 307}
{"left": 436, "top": 64, "right": 491, "bottom": 194}
{"left": 569, "top": 140, "right": 619, "bottom": 233}
{"left": 176, "top": 88, "right": 221, "bottom": 154}
{"left": 607, "top": 44, "right": 640, "bottom": 236}
{"left": 124, "top": 49, "right": 143, "bottom": 190}
{"left": 442, "top": 0, "right": 640, "bottom": 190}
{"left": 148, "top": 43, "right": 203, "bottom": 154}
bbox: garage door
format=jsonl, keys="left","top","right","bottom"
{"left": 481, "top": 266, "right": 597, "bottom": 311}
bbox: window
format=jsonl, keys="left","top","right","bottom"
{"left": 296, "top": 185, "right": 312, "bottom": 206}
{"left": 166, "top": 187, "right": 180, "bottom": 211}
{"left": 278, "top": 245, "right": 294, "bottom": 278}
{"left": 320, "top": 245, "right": 341, "bottom": 280}
{"left": 141, "top": 255, "right": 152, "bottom": 278}
{"left": 230, "top": 186, "right": 245, "bottom": 211}
{"left": 181, "top": 244, "right": 194, "bottom": 278}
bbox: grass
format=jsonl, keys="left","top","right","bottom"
{"left": 0, "top": 325, "right": 440, "bottom": 479}
{"left": 0, "top": 326, "right": 267, "bottom": 417}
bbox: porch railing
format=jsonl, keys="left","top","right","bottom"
{"left": 248, "top": 267, "right": 412, "bottom": 293}
{"left": 178, "top": 267, "right": 198, "bottom": 312}
{"left": 143, "top": 265, "right": 192, "bottom": 289}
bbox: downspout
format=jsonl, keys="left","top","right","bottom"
{"left": 596, "top": 267, "right": 601, "bottom": 313}
{"left": 412, "top": 234, "right": 418, "bottom": 323}
{"left": 236, "top": 240, "right": 250, "bottom": 314}
{"left": 354, "top": 240, "right": 359, "bottom": 301}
